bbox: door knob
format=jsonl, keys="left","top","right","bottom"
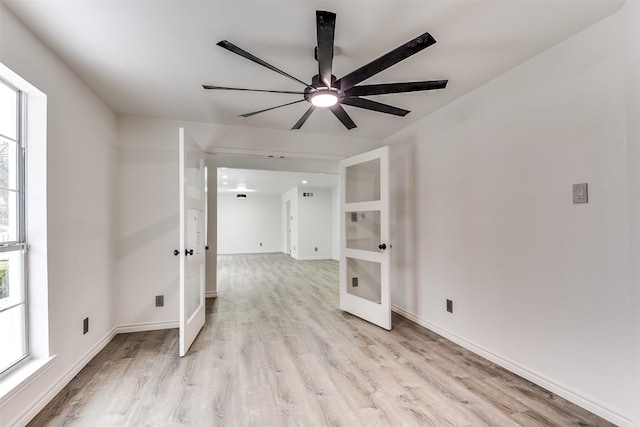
{"left": 378, "top": 243, "right": 387, "bottom": 250}
{"left": 173, "top": 249, "right": 180, "bottom": 256}
{"left": 185, "top": 249, "right": 194, "bottom": 256}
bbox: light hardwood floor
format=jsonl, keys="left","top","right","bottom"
{"left": 28, "top": 254, "right": 613, "bottom": 426}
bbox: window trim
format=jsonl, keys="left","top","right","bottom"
{"left": 0, "top": 62, "right": 51, "bottom": 405}
{"left": 0, "top": 77, "right": 28, "bottom": 375}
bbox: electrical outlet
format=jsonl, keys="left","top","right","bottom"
{"left": 156, "top": 295, "right": 164, "bottom": 307}
{"left": 83, "top": 317, "right": 89, "bottom": 334}
{"left": 446, "top": 299, "right": 453, "bottom": 313}
{"left": 352, "top": 277, "right": 359, "bottom": 287}
{"left": 573, "top": 183, "right": 588, "bottom": 204}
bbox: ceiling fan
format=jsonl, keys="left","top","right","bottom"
{"left": 203, "top": 10, "right": 448, "bottom": 130}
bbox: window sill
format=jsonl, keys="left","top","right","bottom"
{"left": 0, "top": 355, "right": 56, "bottom": 406}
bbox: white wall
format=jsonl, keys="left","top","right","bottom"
{"left": 386, "top": 5, "right": 639, "bottom": 426}
{"left": 622, "top": 3, "right": 640, "bottom": 425}
{"left": 280, "top": 186, "right": 335, "bottom": 260}
{"left": 297, "top": 187, "right": 333, "bottom": 260}
{"left": 117, "top": 121, "right": 181, "bottom": 329}
{"left": 0, "top": 4, "right": 118, "bottom": 426}
{"left": 217, "top": 192, "right": 282, "bottom": 254}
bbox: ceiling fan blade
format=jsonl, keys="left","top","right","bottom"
{"left": 341, "top": 97, "right": 409, "bottom": 117}
{"left": 240, "top": 99, "right": 306, "bottom": 117}
{"left": 344, "top": 80, "right": 448, "bottom": 97}
{"left": 336, "top": 32, "right": 437, "bottom": 91}
{"left": 203, "top": 85, "right": 304, "bottom": 95}
{"left": 292, "top": 106, "right": 316, "bottom": 130}
{"left": 217, "top": 40, "right": 311, "bottom": 89}
{"left": 329, "top": 104, "right": 357, "bottom": 130}
{"left": 316, "top": 11, "right": 336, "bottom": 88}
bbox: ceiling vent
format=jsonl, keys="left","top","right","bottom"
{"left": 303, "top": 192, "right": 314, "bottom": 198}
{"left": 237, "top": 193, "right": 247, "bottom": 199}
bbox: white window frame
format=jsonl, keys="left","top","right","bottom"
{"left": 0, "top": 77, "right": 28, "bottom": 375}
{"left": 0, "top": 63, "right": 52, "bottom": 407}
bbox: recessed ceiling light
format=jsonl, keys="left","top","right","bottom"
{"left": 223, "top": 182, "right": 228, "bottom": 185}
{"left": 230, "top": 186, "right": 254, "bottom": 192}
{"left": 222, "top": 175, "right": 228, "bottom": 179}
{"left": 301, "top": 180, "right": 308, "bottom": 184}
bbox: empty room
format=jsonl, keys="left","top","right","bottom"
{"left": 0, "top": 1, "right": 639, "bottom": 426}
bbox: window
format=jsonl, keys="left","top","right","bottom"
{"left": 0, "top": 78, "right": 27, "bottom": 374}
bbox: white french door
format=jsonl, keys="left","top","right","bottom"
{"left": 339, "top": 146, "right": 391, "bottom": 330}
{"left": 179, "top": 128, "right": 206, "bottom": 356}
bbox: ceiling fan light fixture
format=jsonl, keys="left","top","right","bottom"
{"left": 310, "top": 92, "right": 338, "bottom": 107}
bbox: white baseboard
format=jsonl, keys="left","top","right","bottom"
{"left": 217, "top": 250, "right": 280, "bottom": 255}
{"left": 12, "top": 327, "right": 117, "bottom": 427}
{"left": 296, "top": 255, "right": 332, "bottom": 260}
{"left": 206, "top": 291, "right": 217, "bottom": 298}
{"left": 390, "top": 305, "right": 632, "bottom": 427}
{"left": 115, "top": 321, "right": 179, "bottom": 334}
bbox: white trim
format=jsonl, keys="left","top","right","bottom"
{"left": 296, "top": 256, "right": 334, "bottom": 261}
{"left": 217, "top": 250, "right": 281, "bottom": 255}
{"left": 205, "top": 291, "right": 217, "bottom": 298}
{"left": 204, "top": 146, "right": 344, "bottom": 161}
{"left": 390, "top": 305, "right": 632, "bottom": 427}
{"left": 0, "top": 356, "right": 55, "bottom": 407}
{"left": 115, "top": 321, "right": 179, "bottom": 334}
{"left": 8, "top": 327, "right": 116, "bottom": 427}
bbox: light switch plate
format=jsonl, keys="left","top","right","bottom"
{"left": 573, "top": 183, "right": 588, "bottom": 204}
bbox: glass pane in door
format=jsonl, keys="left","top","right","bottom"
{"left": 346, "top": 257, "right": 381, "bottom": 304}
{"left": 186, "top": 151, "right": 202, "bottom": 200}
{"left": 345, "top": 158, "right": 380, "bottom": 203}
{"left": 346, "top": 210, "right": 380, "bottom": 252}
{"left": 186, "top": 207, "right": 203, "bottom": 317}
{"left": 186, "top": 265, "right": 203, "bottom": 318}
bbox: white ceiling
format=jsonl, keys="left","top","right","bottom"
{"left": 217, "top": 168, "right": 338, "bottom": 194}
{"left": 4, "top": 0, "right": 624, "bottom": 140}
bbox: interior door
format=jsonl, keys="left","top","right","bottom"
{"left": 340, "top": 146, "right": 390, "bottom": 330}
{"left": 179, "top": 128, "right": 206, "bottom": 356}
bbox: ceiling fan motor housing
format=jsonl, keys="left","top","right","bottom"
{"left": 304, "top": 74, "right": 342, "bottom": 104}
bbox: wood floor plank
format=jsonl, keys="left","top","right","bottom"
{"left": 27, "top": 253, "right": 614, "bottom": 427}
